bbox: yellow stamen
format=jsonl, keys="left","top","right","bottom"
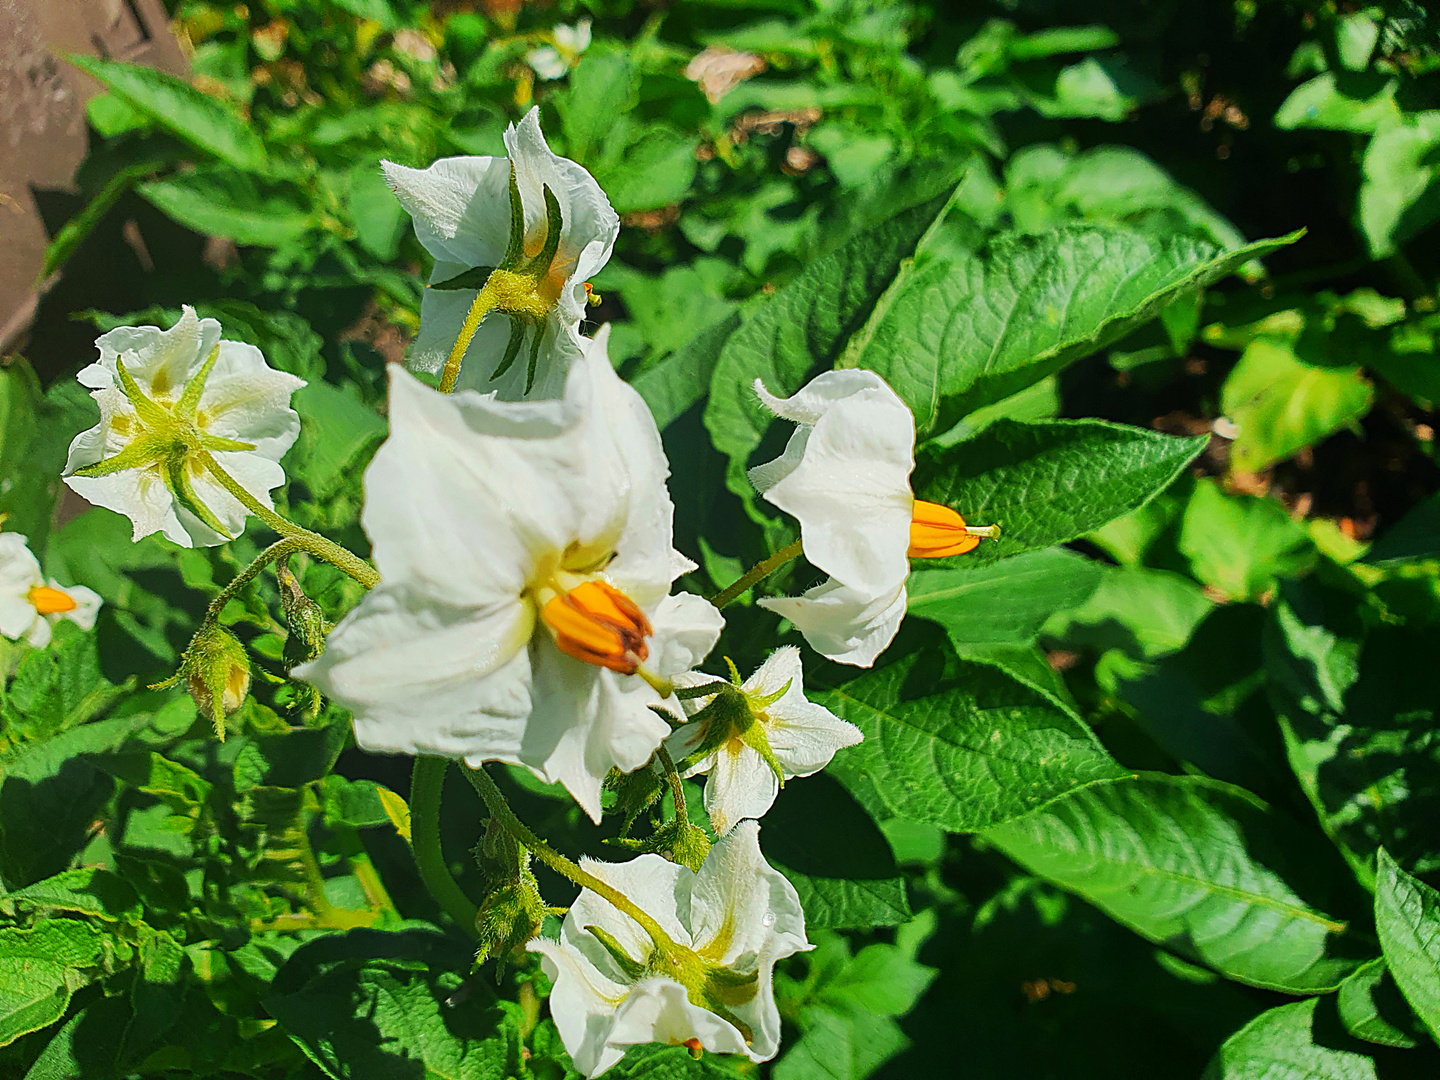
{"left": 27, "top": 584, "right": 77, "bottom": 616}
{"left": 907, "top": 500, "right": 1000, "bottom": 558}
{"left": 540, "top": 580, "right": 651, "bottom": 674}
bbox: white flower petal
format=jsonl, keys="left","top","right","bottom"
{"left": 50, "top": 583, "right": 102, "bottom": 634}
{"left": 646, "top": 592, "right": 724, "bottom": 678}
{"left": 704, "top": 742, "right": 780, "bottom": 837}
{"left": 527, "top": 47, "right": 567, "bottom": 80}
{"left": 299, "top": 593, "right": 535, "bottom": 759}
{"left": 760, "top": 579, "right": 906, "bottom": 667}
{"left": 530, "top": 939, "right": 630, "bottom": 1078}
{"left": 609, "top": 977, "right": 750, "bottom": 1059}
{"left": 518, "top": 640, "right": 672, "bottom": 822}
{"left": 382, "top": 156, "right": 513, "bottom": 269}
{"left": 751, "top": 374, "right": 915, "bottom": 599}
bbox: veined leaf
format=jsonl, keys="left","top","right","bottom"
{"left": 139, "top": 168, "right": 314, "bottom": 248}
{"left": 705, "top": 190, "right": 953, "bottom": 502}
{"left": 907, "top": 547, "right": 1104, "bottom": 646}
{"left": 1203, "top": 999, "right": 1380, "bottom": 1079}
{"left": 913, "top": 419, "right": 1207, "bottom": 569}
{"left": 847, "top": 226, "right": 1301, "bottom": 436}
{"left": 986, "top": 774, "right": 1367, "bottom": 993}
{"left": 1375, "top": 848, "right": 1440, "bottom": 1045}
{"left": 67, "top": 56, "right": 266, "bottom": 171}
{"left": 816, "top": 630, "right": 1124, "bottom": 832}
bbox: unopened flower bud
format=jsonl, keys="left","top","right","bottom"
{"left": 277, "top": 562, "right": 331, "bottom": 669}
{"left": 473, "top": 818, "right": 549, "bottom": 977}
{"left": 179, "top": 624, "right": 251, "bottom": 738}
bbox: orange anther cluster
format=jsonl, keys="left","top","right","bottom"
{"left": 907, "top": 500, "right": 981, "bottom": 558}
{"left": 26, "top": 584, "right": 77, "bottom": 616}
{"left": 541, "top": 579, "right": 651, "bottom": 674}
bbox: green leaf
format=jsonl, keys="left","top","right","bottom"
{"left": 1203, "top": 998, "right": 1380, "bottom": 1079}
{"left": 1336, "top": 959, "right": 1422, "bottom": 1049}
{"left": 1043, "top": 564, "right": 1214, "bottom": 660}
{"left": 0, "top": 920, "right": 112, "bottom": 1047}
{"left": 285, "top": 381, "right": 387, "bottom": 499}
{"left": 848, "top": 226, "right": 1300, "bottom": 436}
{"left": 986, "top": 775, "right": 1367, "bottom": 993}
{"left": 265, "top": 929, "right": 523, "bottom": 1080}
{"left": 604, "top": 1043, "right": 749, "bottom": 1079}
{"left": 1221, "top": 339, "right": 1373, "bottom": 472}
{"left": 0, "top": 621, "right": 116, "bottom": 747}
{"left": 633, "top": 311, "right": 743, "bottom": 430}
{"left": 66, "top": 56, "right": 266, "bottom": 171}
{"left": 559, "top": 53, "right": 639, "bottom": 164}
{"left": 345, "top": 159, "right": 406, "bottom": 261}
{"left": 760, "top": 773, "right": 910, "bottom": 930}
{"left": 817, "top": 629, "right": 1124, "bottom": 832}
{"left": 1375, "top": 848, "right": 1440, "bottom": 1045}
{"left": 1178, "top": 480, "right": 1317, "bottom": 602}
{"left": 780, "top": 932, "right": 935, "bottom": 1026}
{"left": 774, "top": 1007, "right": 909, "bottom": 1080}
{"left": 139, "top": 168, "right": 314, "bottom": 247}
{"left": 907, "top": 547, "right": 1104, "bottom": 646}
{"left": 595, "top": 127, "right": 700, "bottom": 215}
{"left": 0, "top": 362, "right": 88, "bottom": 553}
{"left": 912, "top": 419, "right": 1207, "bottom": 569}
{"left": 1274, "top": 72, "right": 1401, "bottom": 134}
{"left": 7, "top": 868, "right": 141, "bottom": 923}
{"left": 1359, "top": 113, "right": 1440, "bottom": 258}
{"left": 0, "top": 704, "right": 190, "bottom": 886}
{"left": 705, "top": 190, "right": 953, "bottom": 500}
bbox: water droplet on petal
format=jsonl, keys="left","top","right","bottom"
{"left": 761, "top": 913, "right": 776, "bottom": 927}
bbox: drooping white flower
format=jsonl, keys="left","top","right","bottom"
{"left": 668, "top": 647, "right": 861, "bottom": 836}
{"left": 383, "top": 107, "right": 618, "bottom": 399}
{"left": 748, "top": 370, "right": 996, "bottom": 666}
{"left": 297, "top": 328, "right": 723, "bottom": 820}
{"left": 0, "top": 533, "right": 100, "bottom": 648}
{"left": 528, "top": 19, "right": 592, "bottom": 80}
{"left": 62, "top": 306, "right": 305, "bottom": 548}
{"left": 530, "top": 820, "right": 809, "bottom": 1077}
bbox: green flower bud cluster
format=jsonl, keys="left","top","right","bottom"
{"left": 471, "top": 816, "right": 549, "bottom": 977}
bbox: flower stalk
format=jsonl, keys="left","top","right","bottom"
{"left": 709, "top": 539, "right": 804, "bottom": 610}
{"left": 410, "top": 757, "right": 480, "bottom": 938}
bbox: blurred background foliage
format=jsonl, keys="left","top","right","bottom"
{"left": 3, "top": 0, "right": 1440, "bottom": 1077}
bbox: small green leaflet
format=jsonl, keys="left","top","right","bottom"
{"left": 1203, "top": 999, "right": 1380, "bottom": 1079}
{"left": 1375, "top": 849, "right": 1440, "bottom": 1047}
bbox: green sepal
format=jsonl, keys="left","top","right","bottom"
{"left": 114, "top": 356, "right": 172, "bottom": 427}
{"left": 174, "top": 344, "right": 221, "bottom": 418}
{"left": 521, "top": 184, "right": 564, "bottom": 277}
{"left": 524, "top": 315, "right": 546, "bottom": 393}
{"left": 489, "top": 315, "right": 529, "bottom": 383}
{"left": 585, "top": 924, "right": 651, "bottom": 981}
{"left": 430, "top": 265, "right": 497, "bottom": 291}
{"left": 502, "top": 162, "right": 526, "bottom": 266}
{"left": 610, "top": 819, "right": 712, "bottom": 872}
{"left": 166, "top": 454, "right": 234, "bottom": 539}
{"left": 605, "top": 765, "right": 666, "bottom": 837}
{"left": 70, "top": 431, "right": 173, "bottom": 478}
{"left": 200, "top": 434, "right": 258, "bottom": 452}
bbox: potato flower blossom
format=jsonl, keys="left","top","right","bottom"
{"left": 668, "top": 647, "right": 861, "bottom": 836}
{"left": 0, "top": 533, "right": 100, "bottom": 648}
{"left": 749, "top": 370, "right": 996, "bottom": 665}
{"left": 62, "top": 307, "right": 305, "bottom": 548}
{"left": 528, "top": 20, "right": 592, "bottom": 80}
{"left": 383, "top": 107, "right": 619, "bottom": 399}
{"left": 530, "top": 820, "right": 809, "bottom": 1077}
{"left": 297, "top": 328, "right": 723, "bottom": 820}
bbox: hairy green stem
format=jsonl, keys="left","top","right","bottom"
{"left": 655, "top": 745, "right": 688, "bottom": 823}
{"left": 709, "top": 539, "right": 804, "bottom": 610}
{"left": 197, "top": 537, "right": 307, "bottom": 633}
{"left": 410, "top": 757, "right": 479, "bottom": 937}
{"left": 197, "top": 450, "right": 379, "bottom": 589}
{"left": 461, "top": 764, "right": 680, "bottom": 951}
{"left": 439, "top": 288, "right": 499, "bottom": 394}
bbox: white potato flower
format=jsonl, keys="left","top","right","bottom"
{"left": 528, "top": 19, "right": 592, "bottom": 80}
{"left": 530, "top": 820, "right": 809, "bottom": 1077}
{"left": 383, "top": 107, "right": 618, "bottom": 399}
{"left": 749, "top": 370, "right": 996, "bottom": 666}
{"left": 668, "top": 647, "right": 861, "bottom": 836}
{"left": 62, "top": 306, "right": 305, "bottom": 548}
{"left": 0, "top": 533, "right": 100, "bottom": 648}
{"left": 298, "top": 328, "right": 723, "bottom": 820}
